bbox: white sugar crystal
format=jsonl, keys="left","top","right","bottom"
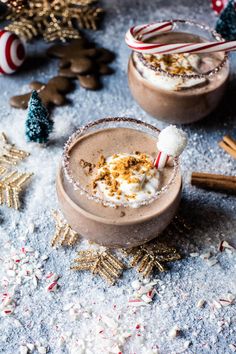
{"left": 200, "top": 252, "right": 211, "bottom": 260}
{"left": 32, "top": 276, "right": 38, "bottom": 288}
{"left": 34, "top": 251, "right": 39, "bottom": 259}
{"left": 141, "top": 294, "right": 152, "bottom": 303}
{"left": 131, "top": 280, "right": 141, "bottom": 290}
{"left": 26, "top": 343, "right": 34, "bottom": 351}
{"left": 27, "top": 223, "right": 35, "bottom": 233}
{"left": 206, "top": 257, "right": 218, "bottom": 267}
{"left": 7, "top": 270, "right": 16, "bottom": 277}
{"left": 37, "top": 346, "right": 47, "bottom": 354}
{"left": 169, "top": 325, "right": 181, "bottom": 338}
{"left": 83, "top": 311, "right": 91, "bottom": 319}
{"left": 229, "top": 344, "right": 236, "bottom": 352}
{"left": 101, "top": 315, "right": 118, "bottom": 328}
{"left": 69, "top": 308, "right": 79, "bottom": 320}
{"left": 25, "top": 246, "right": 34, "bottom": 253}
{"left": 41, "top": 255, "right": 49, "bottom": 261}
{"left": 138, "top": 285, "right": 155, "bottom": 295}
{"left": 19, "top": 345, "right": 28, "bottom": 354}
{"left": 58, "top": 337, "right": 65, "bottom": 347}
{"left": 63, "top": 303, "right": 74, "bottom": 311}
{"left": 228, "top": 294, "right": 236, "bottom": 302}
{"left": 183, "top": 340, "right": 191, "bottom": 349}
{"left": 190, "top": 252, "right": 199, "bottom": 257}
{"left": 212, "top": 300, "right": 221, "bottom": 309}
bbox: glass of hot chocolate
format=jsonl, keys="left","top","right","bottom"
{"left": 127, "top": 20, "right": 230, "bottom": 124}
{"left": 57, "top": 117, "right": 186, "bottom": 248}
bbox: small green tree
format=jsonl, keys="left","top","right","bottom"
{"left": 25, "top": 90, "right": 53, "bottom": 144}
{"left": 216, "top": 0, "right": 236, "bottom": 40}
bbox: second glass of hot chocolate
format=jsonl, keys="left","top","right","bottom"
{"left": 57, "top": 118, "right": 183, "bottom": 248}
{"left": 128, "top": 20, "right": 230, "bottom": 124}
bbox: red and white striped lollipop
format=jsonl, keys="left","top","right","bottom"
{"left": 0, "top": 30, "right": 25, "bottom": 75}
{"left": 154, "top": 126, "right": 188, "bottom": 169}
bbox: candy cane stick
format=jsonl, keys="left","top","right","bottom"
{"left": 154, "top": 126, "right": 187, "bottom": 169}
{"left": 125, "top": 21, "right": 236, "bottom": 54}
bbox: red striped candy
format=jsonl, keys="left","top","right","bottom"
{"left": 0, "top": 30, "right": 25, "bottom": 75}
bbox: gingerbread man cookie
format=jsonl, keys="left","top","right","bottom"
{"left": 10, "top": 76, "right": 73, "bottom": 109}
{"left": 47, "top": 38, "right": 115, "bottom": 90}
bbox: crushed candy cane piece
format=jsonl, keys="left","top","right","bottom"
{"left": 128, "top": 299, "right": 148, "bottom": 307}
{"left": 196, "top": 299, "right": 205, "bottom": 308}
{"left": 46, "top": 281, "right": 58, "bottom": 292}
{"left": 218, "top": 240, "right": 235, "bottom": 252}
{"left": 45, "top": 272, "right": 60, "bottom": 282}
{"left": 169, "top": 325, "right": 181, "bottom": 338}
{"left": 219, "top": 293, "right": 235, "bottom": 306}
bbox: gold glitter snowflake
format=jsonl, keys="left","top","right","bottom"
{"left": 51, "top": 209, "right": 79, "bottom": 247}
{"left": 71, "top": 249, "right": 125, "bottom": 285}
{"left": 0, "top": 132, "right": 29, "bottom": 165}
{"left": 3, "top": 0, "right": 104, "bottom": 42}
{"left": 123, "top": 241, "right": 181, "bottom": 278}
{"left": 0, "top": 166, "right": 32, "bottom": 209}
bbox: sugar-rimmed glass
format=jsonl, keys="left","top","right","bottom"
{"left": 62, "top": 117, "right": 179, "bottom": 209}
{"left": 128, "top": 19, "right": 230, "bottom": 123}
{"left": 136, "top": 19, "right": 228, "bottom": 80}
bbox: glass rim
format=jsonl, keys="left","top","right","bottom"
{"left": 135, "top": 19, "right": 228, "bottom": 79}
{"left": 62, "top": 117, "right": 179, "bottom": 208}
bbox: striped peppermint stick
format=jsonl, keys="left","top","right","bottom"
{"left": 154, "top": 151, "right": 170, "bottom": 169}
{"left": 125, "top": 21, "right": 236, "bottom": 55}
{"left": 154, "top": 126, "right": 187, "bottom": 169}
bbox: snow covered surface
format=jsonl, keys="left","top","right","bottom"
{"left": 0, "top": 0, "right": 236, "bottom": 353}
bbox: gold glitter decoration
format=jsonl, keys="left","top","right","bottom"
{"left": 0, "top": 133, "right": 29, "bottom": 165}
{"left": 4, "top": 0, "right": 26, "bottom": 13}
{"left": 123, "top": 241, "right": 181, "bottom": 278}
{"left": 3, "top": 0, "right": 104, "bottom": 42}
{"left": 0, "top": 169, "right": 33, "bottom": 209}
{"left": 71, "top": 249, "right": 125, "bottom": 285}
{"left": 51, "top": 209, "right": 79, "bottom": 247}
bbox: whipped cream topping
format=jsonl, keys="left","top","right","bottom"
{"left": 133, "top": 52, "right": 208, "bottom": 91}
{"left": 92, "top": 153, "right": 160, "bottom": 208}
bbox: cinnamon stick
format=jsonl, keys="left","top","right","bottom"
{"left": 191, "top": 172, "right": 236, "bottom": 194}
{"left": 219, "top": 135, "right": 236, "bottom": 159}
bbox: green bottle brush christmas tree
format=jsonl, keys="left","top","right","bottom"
{"left": 25, "top": 90, "right": 53, "bottom": 144}
{"left": 216, "top": 0, "right": 236, "bottom": 40}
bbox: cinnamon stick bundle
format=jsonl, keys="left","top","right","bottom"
{"left": 219, "top": 135, "right": 236, "bottom": 159}
{"left": 191, "top": 172, "right": 236, "bottom": 194}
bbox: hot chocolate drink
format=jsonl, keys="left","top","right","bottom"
{"left": 57, "top": 118, "right": 184, "bottom": 248}
{"left": 127, "top": 21, "right": 230, "bottom": 124}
